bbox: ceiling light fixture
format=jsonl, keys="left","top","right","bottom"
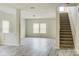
{"left": 30, "top": 7, "right": 35, "bottom": 9}
{"left": 33, "top": 14, "right": 36, "bottom": 17}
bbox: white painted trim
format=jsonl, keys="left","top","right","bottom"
{"left": 16, "top": 9, "right": 21, "bottom": 46}
{"left": 56, "top": 6, "right": 60, "bottom": 49}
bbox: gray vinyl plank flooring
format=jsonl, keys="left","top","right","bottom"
{"left": 0, "top": 38, "right": 78, "bottom": 56}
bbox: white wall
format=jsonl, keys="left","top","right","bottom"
{"left": 20, "top": 18, "right": 25, "bottom": 39}
{"left": 0, "top": 10, "right": 18, "bottom": 46}
{"left": 0, "top": 4, "right": 60, "bottom": 49}
{"left": 20, "top": 5, "right": 59, "bottom": 49}
{"left": 21, "top": 5, "right": 57, "bottom": 39}
{"left": 25, "top": 18, "right": 56, "bottom": 39}
{"left": 76, "top": 6, "right": 79, "bottom": 54}
{"left": 67, "top": 7, "right": 79, "bottom": 54}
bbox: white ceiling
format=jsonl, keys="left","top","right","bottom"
{"left": 0, "top": 3, "right": 63, "bottom": 19}
{"left": 21, "top": 3, "right": 59, "bottom": 19}
{"left": 0, "top": 3, "right": 62, "bottom": 9}
{"left": 0, "top": 6, "right": 16, "bottom": 15}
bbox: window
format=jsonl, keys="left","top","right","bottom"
{"left": 40, "top": 23, "right": 46, "bottom": 33}
{"left": 33, "top": 23, "right": 39, "bottom": 33}
{"left": 2, "top": 20, "right": 9, "bottom": 33}
{"left": 33, "top": 23, "right": 46, "bottom": 34}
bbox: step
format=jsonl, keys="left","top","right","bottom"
{"left": 60, "top": 30, "right": 71, "bottom": 32}
{"left": 60, "top": 44, "right": 74, "bottom": 47}
{"left": 60, "top": 25, "right": 70, "bottom": 27}
{"left": 60, "top": 32, "right": 72, "bottom": 35}
{"left": 60, "top": 15, "right": 68, "bottom": 16}
{"left": 60, "top": 22, "right": 70, "bottom": 23}
{"left": 60, "top": 24, "right": 70, "bottom": 26}
{"left": 60, "top": 27, "right": 71, "bottom": 30}
{"left": 60, "top": 38, "right": 73, "bottom": 41}
{"left": 61, "top": 26, "right": 70, "bottom": 27}
{"left": 60, "top": 21, "right": 69, "bottom": 23}
{"left": 60, "top": 18, "right": 69, "bottom": 19}
{"left": 60, "top": 17, "right": 69, "bottom": 19}
{"left": 60, "top": 21, "right": 69, "bottom": 22}
{"left": 60, "top": 24, "right": 70, "bottom": 25}
{"left": 60, "top": 28, "right": 71, "bottom": 30}
{"left": 60, "top": 26, "right": 70, "bottom": 28}
{"left": 60, "top": 41, "right": 73, "bottom": 44}
{"left": 60, "top": 45, "right": 74, "bottom": 49}
{"left": 60, "top": 14, "right": 68, "bottom": 16}
{"left": 60, "top": 29, "right": 71, "bottom": 31}
{"left": 60, "top": 18, "right": 69, "bottom": 20}
{"left": 60, "top": 27, "right": 71, "bottom": 29}
{"left": 60, "top": 20, "right": 70, "bottom": 22}
{"left": 60, "top": 20, "right": 69, "bottom": 21}
{"left": 60, "top": 23, "right": 70, "bottom": 25}
{"left": 60, "top": 16, "right": 69, "bottom": 18}
{"left": 60, "top": 17, "right": 69, "bottom": 21}
{"left": 60, "top": 35, "right": 72, "bottom": 38}
{"left": 60, "top": 26, "right": 71, "bottom": 28}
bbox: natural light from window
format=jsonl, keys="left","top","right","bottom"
{"left": 33, "top": 23, "right": 46, "bottom": 34}
{"left": 2, "top": 20, "right": 9, "bottom": 33}
{"left": 33, "top": 23, "right": 39, "bottom": 33}
{"left": 40, "top": 23, "right": 46, "bottom": 33}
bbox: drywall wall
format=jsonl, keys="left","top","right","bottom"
{"left": 67, "top": 7, "right": 79, "bottom": 54}
{"left": 21, "top": 5, "right": 57, "bottom": 39}
{"left": 21, "top": 5, "right": 59, "bottom": 49}
{"left": 25, "top": 18, "right": 56, "bottom": 39}
{"left": 0, "top": 10, "right": 18, "bottom": 45}
{"left": 76, "top": 6, "right": 79, "bottom": 54}
{"left": 20, "top": 18, "right": 26, "bottom": 39}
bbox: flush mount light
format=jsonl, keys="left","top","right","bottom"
{"left": 66, "top": 3, "right": 70, "bottom": 4}
{"left": 30, "top": 6, "right": 35, "bottom": 9}
{"left": 33, "top": 14, "right": 36, "bottom": 17}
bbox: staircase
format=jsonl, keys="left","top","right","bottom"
{"left": 60, "top": 13, "right": 74, "bottom": 49}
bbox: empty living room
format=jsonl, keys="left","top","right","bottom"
{"left": 0, "top": 3, "right": 79, "bottom": 56}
